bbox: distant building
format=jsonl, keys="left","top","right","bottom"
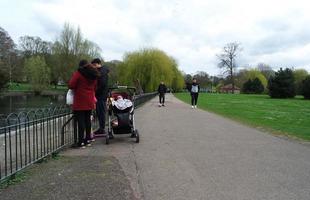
{"left": 220, "top": 84, "right": 240, "bottom": 94}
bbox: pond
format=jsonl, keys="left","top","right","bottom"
{"left": 0, "top": 94, "right": 66, "bottom": 116}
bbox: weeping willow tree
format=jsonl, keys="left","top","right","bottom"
{"left": 118, "top": 48, "right": 184, "bottom": 92}
{"left": 170, "top": 58, "right": 185, "bottom": 92}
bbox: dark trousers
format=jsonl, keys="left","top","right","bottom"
{"left": 96, "top": 98, "right": 106, "bottom": 131}
{"left": 74, "top": 110, "right": 92, "bottom": 145}
{"left": 159, "top": 93, "right": 165, "bottom": 104}
{"left": 191, "top": 92, "right": 199, "bottom": 106}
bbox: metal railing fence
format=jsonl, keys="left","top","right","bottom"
{"left": 0, "top": 92, "right": 157, "bottom": 182}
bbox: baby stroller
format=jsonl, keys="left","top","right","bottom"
{"left": 106, "top": 86, "right": 139, "bottom": 144}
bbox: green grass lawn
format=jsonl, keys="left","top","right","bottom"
{"left": 8, "top": 82, "right": 32, "bottom": 91}
{"left": 174, "top": 93, "right": 310, "bottom": 140}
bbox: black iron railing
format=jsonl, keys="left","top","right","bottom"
{"left": 134, "top": 92, "right": 157, "bottom": 108}
{"left": 0, "top": 92, "right": 157, "bottom": 182}
{"left": 0, "top": 106, "right": 74, "bottom": 182}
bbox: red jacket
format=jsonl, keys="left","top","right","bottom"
{"left": 68, "top": 71, "right": 97, "bottom": 111}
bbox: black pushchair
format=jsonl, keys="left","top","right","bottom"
{"left": 106, "top": 86, "right": 139, "bottom": 144}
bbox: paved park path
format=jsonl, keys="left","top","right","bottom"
{"left": 1, "top": 94, "right": 310, "bottom": 200}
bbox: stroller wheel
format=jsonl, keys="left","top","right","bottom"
{"left": 106, "top": 134, "right": 110, "bottom": 145}
{"left": 130, "top": 131, "right": 135, "bottom": 138}
{"left": 135, "top": 130, "right": 140, "bottom": 143}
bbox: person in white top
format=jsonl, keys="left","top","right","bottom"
{"left": 188, "top": 78, "right": 200, "bottom": 109}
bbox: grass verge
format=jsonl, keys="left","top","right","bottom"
{"left": 174, "top": 93, "right": 310, "bottom": 141}
{"left": 0, "top": 153, "right": 61, "bottom": 189}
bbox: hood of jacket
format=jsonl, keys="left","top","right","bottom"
{"left": 78, "top": 66, "right": 99, "bottom": 80}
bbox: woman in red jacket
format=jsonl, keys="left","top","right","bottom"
{"left": 69, "top": 60, "right": 99, "bottom": 148}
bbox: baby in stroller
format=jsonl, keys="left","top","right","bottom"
{"left": 106, "top": 87, "right": 139, "bottom": 144}
{"left": 112, "top": 95, "right": 133, "bottom": 111}
{"left": 110, "top": 95, "right": 133, "bottom": 128}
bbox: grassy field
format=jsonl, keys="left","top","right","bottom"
{"left": 8, "top": 82, "right": 32, "bottom": 91}
{"left": 174, "top": 93, "right": 310, "bottom": 140}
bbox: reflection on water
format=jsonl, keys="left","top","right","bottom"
{"left": 0, "top": 94, "right": 66, "bottom": 116}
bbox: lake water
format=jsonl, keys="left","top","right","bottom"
{"left": 0, "top": 94, "right": 66, "bottom": 116}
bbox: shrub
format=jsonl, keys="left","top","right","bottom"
{"left": 242, "top": 79, "right": 252, "bottom": 93}
{"left": 242, "top": 78, "right": 264, "bottom": 94}
{"left": 268, "top": 68, "right": 296, "bottom": 98}
{"left": 293, "top": 69, "right": 308, "bottom": 95}
{"left": 301, "top": 75, "right": 310, "bottom": 99}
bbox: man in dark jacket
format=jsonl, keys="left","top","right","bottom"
{"left": 92, "top": 58, "right": 111, "bottom": 137}
{"left": 157, "top": 81, "right": 167, "bottom": 107}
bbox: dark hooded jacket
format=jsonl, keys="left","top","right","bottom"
{"left": 95, "top": 65, "right": 109, "bottom": 100}
{"left": 158, "top": 83, "right": 167, "bottom": 94}
{"left": 78, "top": 65, "right": 99, "bottom": 80}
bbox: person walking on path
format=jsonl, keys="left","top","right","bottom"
{"left": 69, "top": 60, "right": 100, "bottom": 148}
{"left": 157, "top": 81, "right": 167, "bottom": 107}
{"left": 91, "top": 58, "right": 112, "bottom": 138}
{"left": 188, "top": 78, "right": 200, "bottom": 109}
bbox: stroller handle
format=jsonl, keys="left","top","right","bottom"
{"left": 108, "top": 86, "right": 136, "bottom": 92}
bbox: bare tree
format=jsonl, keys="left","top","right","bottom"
{"left": 193, "top": 71, "right": 211, "bottom": 88}
{"left": 217, "top": 42, "right": 241, "bottom": 93}
{"left": 52, "top": 23, "right": 102, "bottom": 83}
{"left": 257, "top": 62, "right": 275, "bottom": 80}
{"left": 0, "top": 27, "right": 19, "bottom": 86}
{"left": 19, "top": 36, "right": 52, "bottom": 57}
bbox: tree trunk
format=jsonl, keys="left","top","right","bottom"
{"left": 230, "top": 60, "right": 234, "bottom": 94}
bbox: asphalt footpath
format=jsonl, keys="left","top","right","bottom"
{"left": 1, "top": 93, "right": 310, "bottom": 200}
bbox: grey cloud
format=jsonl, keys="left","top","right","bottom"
{"left": 258, "top": 18, "right": 290, "bottom": 32}
{"left": 32, "top": 13, "right": 62, "bottom": 40}
{"left": 10, "top": 0, "right": 310, "bottom": 74}
{"left": 248, "top": 16, "right": 310, "bottom": 55}
{"left": 249, "top": 28, "right": 310, "bottom": 55}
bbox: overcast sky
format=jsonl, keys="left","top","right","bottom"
{"left": 1, "top": 0, "right": 310, "bottom": 75}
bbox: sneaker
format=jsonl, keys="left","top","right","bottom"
{"left": 85, "top": 138, "right": 93, "bottom": 145}
{"left": 86, "top": 143, "right": 92, "bottom": 147}
{"left": 158, "top": 103, "right": 162, "bottom": 107}
{"left": 79, "top": 142, "right": 85, "bottom": 149}
{"left": 162, "top": 104, "right": 165, "bottom": 107}
{"left": 191, "top": 106, "right": 194, "bottom": 109}
{"left": 194, "top": 105, "right": 197, "bottom": 108}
